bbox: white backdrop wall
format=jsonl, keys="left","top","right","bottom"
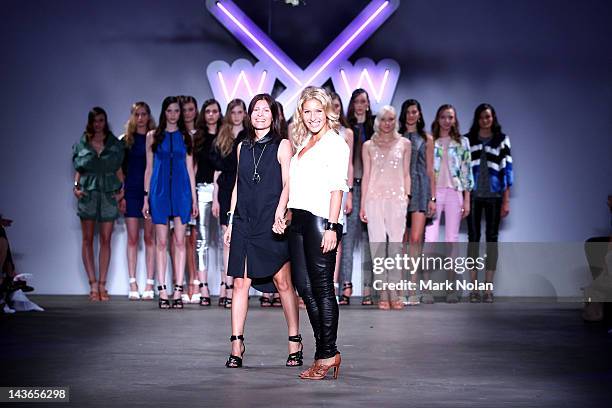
{"left": 1, "top": 0, "right": 610, "bottom": 296}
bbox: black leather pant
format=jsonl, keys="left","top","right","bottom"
{"left": 466, "top": 197, "right": 502, "bottom": 270}
{"left": 289, "top": 209, "right": 341, "bottom": 360}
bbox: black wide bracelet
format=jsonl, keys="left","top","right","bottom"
{"left": 324, "top": 221, "right": 340, "bottom": 232}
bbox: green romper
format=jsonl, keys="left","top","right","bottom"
{"left": 72, "top": 133, "right": 125, "bottom": 222}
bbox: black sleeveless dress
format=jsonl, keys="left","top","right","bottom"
{"left": 227, "top": 132, "right": 289, "bottom": 292}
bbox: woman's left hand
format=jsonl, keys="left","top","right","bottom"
{"left": 501, "top": 200, "right": 510, "bottom": 218}
{"left": 320, "top": 229, "right": 337, "bottom": 253}
{"left": 192, "top": 200, "right": 199, "bottom": 218}
{"left": 273, "top": 206, "right": 287, "bottom": 234}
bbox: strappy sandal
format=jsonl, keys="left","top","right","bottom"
{"left": 158, "top": 285, "right": 170, "bottom": 309}
{"left": 128, "top": 277, "right": 140, "bottom": 300}
{"left": 286, "top": 334, "right": 304, "bottom": 367}
{"left": 361, "top": 295, "right": 373, "bottom": 306}
{"left": 172, "top": 285, "right": 184, "bottom": 309}
{"left": 218, "top": 282, "right": 226, "bottom": 307}
{"left": 98, "top": 281, "right": 110, "bottom": 301}
{"left": 260, "top": 296, "right": 272, "bottom": 307}
{"left": 272, "top": 296, "right": 282, "bottom": 308}
{"left": 338, "top": 282, "right": 352, "bottom": 305}
{"left": 141, "top": 279, "right": 155, "bottom": 300}
{"left": 199, "top": 281, "right": 211, "bottom": 306}
{"left": 224, "top": 283, "right": 233, "bottom": 309}
{"left": 225, "top": 335, "right": 245, "bottom": 368}
{"left": 88, "top": 280, "right": 99, "bottom": 302}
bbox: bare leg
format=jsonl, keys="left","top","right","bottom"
{"left": 273, "top": 262, "right": 301, "bottom": 356}
{"left": 81, "top": 220, "right": 97, "bottom": 283}
{"left": 143, "top": 218, "right": 156, "bottom": 291}
{"left": 230, "top": 266, "right": 251, "bottom": 356}
{"left": 155, "top": 224, "right": 170, "bottom": 300}
{"left": 125, "top": 217, "right": 140, "bottom": 293}
{"left": 187, "top": 226, "right": 197, "bottom": 297}
{"left": 172, "top": 218, "right": 187, "bottom": 301}
{"left": 98, "top": 221, "right": 114, "bottom": 300}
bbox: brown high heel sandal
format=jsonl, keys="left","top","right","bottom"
{"left": 88, "top": 280, "right": 99, "bottom": 302}
{"left": 391, "top": 299, "right": 404, "bottom": 310}
{"left": 300, "top": 353, "right": 341, "bottom": 380}
{"left": 98, "top": 281, "right": 110, "bottom": 301}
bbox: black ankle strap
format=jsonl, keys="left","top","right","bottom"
{"left": 230, "top": 335, "right": 244, "bottom": 341}
{"left": 157, "top": 285, "right": 166, "bottom": 290}
{"left": 343, "top": 282, "right": 353, "bottom": 289}
{"left": 199, "top": 282, "right": 207, "bottom": 288}
{"left": 174, "top": 285, "right": 183, "bottom": 291}
{"left": 225, "top": 283, "right": 234, "bottom": 290}
{"left": 288, "top": 334, "right": 302, "bottom": 342}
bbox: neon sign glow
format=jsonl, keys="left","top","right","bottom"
{"left": 205, "top": 0, "right": 401, "bottom": 113}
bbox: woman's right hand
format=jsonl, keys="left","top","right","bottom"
{"left": 223, "top": 224, "right": 232, "bottom": 247}
{"left": 212, "top": 199, "right": 220, "bottom": 218}
{"left": 359, "top": 207, "right": 368, "bottom": 223}
{"left": 142, "top": 200, "right": 150, "bottom": 219}
{"left": 73, "top": 187, "right": 86, "bottom": 199}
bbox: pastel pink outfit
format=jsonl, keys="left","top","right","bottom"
{"left": 425, "top": 136, "right": 464, "bottom": 245}
{"left": 364, "top": 137, "right": 409, "bottom": 301}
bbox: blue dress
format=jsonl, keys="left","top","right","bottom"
{"left": 123, "top": 133, "right": 147, "bottom": 218}
{"left": 149, "top": 131, "right": 192, "bottom": 225}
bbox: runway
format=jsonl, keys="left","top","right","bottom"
{"left": 1, "top": 296, "right": 611, "bottom": 407}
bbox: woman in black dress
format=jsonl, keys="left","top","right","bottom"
{"left": 223, "top": 94, "right": 301, "bottom": 368}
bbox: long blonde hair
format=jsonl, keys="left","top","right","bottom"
{"left": 123, "top": 102, "right": 156, "bottom": 148}
{"left": 215, "top": 99, "right": 247, "bottom": 158}
{"left": 290, "top": 87, "right": 340, "bottom": 149}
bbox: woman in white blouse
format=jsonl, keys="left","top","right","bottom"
{"left": 274, "top": 87, "right": 349, "bottom": 380}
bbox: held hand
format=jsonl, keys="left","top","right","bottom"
{"left": 192, "top": 200, "right": 199, "bottom": 218}
{"left": 212, "top": 200, "right": 220, "bottom": 218}
{"left": 142, "top": 201, "right": 150, "bottom": 219}
{"left": 344, "top": 193, "right": 353, "bottom": 215}
{"left": 501, "top": 201, "right": 510, "bottom": 218}
{"left": 320, "top": 229, "right": 337, "bottom": 254}
{"left": 359, "top": 207, "right": 367, "bottom": 223}
{"left": 427, "top": 201, "right": 436, "bottom": 218}
{"left": 273, "top": 207, "right": 287, "bottom": 234}
{"left": 224, "top": 224, "right": 232, "bottom": 247}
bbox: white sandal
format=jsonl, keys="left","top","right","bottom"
{"left": 128, "top": 277, "right": 140, "bottom": 301}
{"left": 190, "top": 280, "right": 202, "bottom": 303}
{"left": 141, "top": 279, "right": 155, "bottom": 300}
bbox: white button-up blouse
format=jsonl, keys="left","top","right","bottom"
{"left": 288, "top": 129, "right": 350, "bottom": 223}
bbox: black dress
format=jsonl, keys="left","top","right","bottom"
{"left": 210, "top": 129, "right": 247, "bottom": 226}
{"left": 227, "top": 132, "right": 289, "bottom": 292}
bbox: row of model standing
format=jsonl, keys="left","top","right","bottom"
{"left": 71, "top": 88, "right": 513, "bottom": 309}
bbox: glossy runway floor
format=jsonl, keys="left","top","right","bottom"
{"left": 1, "top": 296, "right": 611, "bottom": 407}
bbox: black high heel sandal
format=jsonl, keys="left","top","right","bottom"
{"left": 338, "top": 282, "right": 353, "bottom": 305}
{"left": 172, "top": 285, "right": 184, "bottom": 309}
{"left": 260, "top": 296, "right": 272, "bottom": 307}
{"left": 218, "top": 282, "right": 226, "bottom": 307}
{"left": 225, "top": 335, "right": 245, "bottom": 368}
{"left": 158, "top": 285, "right": 170, "bottom": 309}
{"left": 224, "top": 283, "right": 233, "bottom": 309}
{"left": 199, "top": 282, "right": 211, "bottom": 306}
{"left": 286, "top": 334, "right": 304, "bottom": 366}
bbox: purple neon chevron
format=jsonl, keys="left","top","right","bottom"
{"left": 206, "top": 0, "right": 304, "bottom": 85}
